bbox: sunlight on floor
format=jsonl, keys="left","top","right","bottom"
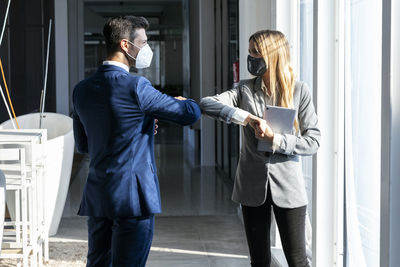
{"left": 150, "top": 246, "right": 248, "bottom": 259}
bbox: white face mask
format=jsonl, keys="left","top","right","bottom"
{"left": 124, "top": 39, "right": 153, "bottom": 69}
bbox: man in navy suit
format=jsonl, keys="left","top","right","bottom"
{"left": 72, "top": 16, "right": 200, "bottom": 266}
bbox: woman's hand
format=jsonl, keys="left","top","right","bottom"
{"left": 255, "top": 119, "right": 274, "bottom": 141}
{"left": 245, "top": 114, "right": 274, "bottom": 141}
{"left": 245, "top": 114, "right": 263, "bottom": 132}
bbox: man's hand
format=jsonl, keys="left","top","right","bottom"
{"left": 174, "top": 96, "right": 187, "bottom": 101}
{"left": 245, "top": 114, "right": 274, "bottom": 141}
{"left": 154, "top": 119, "right": 158, "bottom": 135}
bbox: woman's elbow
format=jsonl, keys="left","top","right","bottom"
{"left": 311, "top": 135, "right": 321, "bottom": 154}
{"left": 199, "top": 97, "right": 212, "bottom": 113}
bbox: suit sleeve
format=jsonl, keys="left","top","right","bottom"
{"left": 135, "top": 77, "right": 200, "bottom": 125}
{"left": 273, "top": 83, "right": 321, "bottom": 156}
{"left": 199, "top": 86, "right": 244, "bottom": 124}
{"left": 72, "top": 89, "right": 88, "bottom": 154}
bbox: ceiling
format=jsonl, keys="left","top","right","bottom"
{"left": 84, "top": 0, "right": 183, "bottom": 38}
{"left": 84, "top": 0, "right": 181, "bottom": 18}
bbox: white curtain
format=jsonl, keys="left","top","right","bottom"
{"left": 344, "top": 88, "right": 367, "bottom": 267}
{"left": 344, "top": 0, "right": 381, "bottom": 266}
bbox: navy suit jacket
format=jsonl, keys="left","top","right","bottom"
{"left": 72, "top": 64, "right": 200, "bottom": 218}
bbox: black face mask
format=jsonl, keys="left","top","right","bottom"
{"left": 247, "top": 55, "right": 267, "bottom": 76}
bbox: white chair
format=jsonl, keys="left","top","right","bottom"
{"left": 0, "top": 147, "right": 39, "bottom": 267}
{"left": 0, "top": 169, "right": 6, "bottom": 251}
{"left": 0, "top": 130, "right": 48, "bottom": 267}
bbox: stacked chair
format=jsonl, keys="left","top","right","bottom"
{"left": 0, "top": 130, "right": 48, "bottom": 267}
{"left": 0, "top": 170, "right": 5, "bottom": 251}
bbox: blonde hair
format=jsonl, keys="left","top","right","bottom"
{"left": 249, "top": 30, "right": 299, "bottom": 132}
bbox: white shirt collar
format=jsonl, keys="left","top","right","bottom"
{"left": 103, "top": 61, "right": 130, "bottom": 72}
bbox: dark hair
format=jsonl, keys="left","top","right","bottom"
{"left": 103, "top": 16, "right": 149, "bottom": 55}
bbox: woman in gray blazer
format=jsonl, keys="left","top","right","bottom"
{"left": 200, "top": 30, "right": 320, "bottom": 267}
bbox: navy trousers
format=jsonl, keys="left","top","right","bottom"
{"left": 86, "top": 215, "right": 154, "bottom": 267}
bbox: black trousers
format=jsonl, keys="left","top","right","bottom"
{"left": 242, "top": 187, "right": 309, "bottom": 267}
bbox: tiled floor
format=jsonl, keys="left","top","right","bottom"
{"left": 50, "top": 124, "right": 251, "bottom": 266}
{"left": 49, "top": 214, "right": 250, "bottom": 267}
{"left": 155, "top": 146, "right": 237, "bottom": 217}
{"left": 147, "top": 216, "right": 249, "bottom": 267}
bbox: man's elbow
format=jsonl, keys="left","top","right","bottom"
{"left": 187, "top": 107, "right": 201, "bottom": 125}
{"left": 183, "top": 101, "right": 201, "bottom": 125}
{"left": 191, "top": 108, "right": 201, "bottom": 124}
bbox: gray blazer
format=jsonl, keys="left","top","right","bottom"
{"left": 199, "top": 77, "right": 321, "bottom": 208}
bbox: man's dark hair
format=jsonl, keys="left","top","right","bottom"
{"left": 103, "top": 16, "right": 149, "bottom": 55}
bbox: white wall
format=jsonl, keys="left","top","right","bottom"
{"left": 190, "top": 0, "right": 216, "bottom": 166}
{"left": 67, "top": 0, "right": 85, "bottom": 113}
{"left": 381, "top": 0, "right": 400, "bottom": 266}
{"left": 238, "top": 0, "right": 275, "bottom": 80}
{"left": 55, "top": 0, "right": 70, "bottom": 115}
{"left": 389, "top": 1, "right": 400, "bottom": 261}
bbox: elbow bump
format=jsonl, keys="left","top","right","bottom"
{"left": 188, "top": 102, "right": 202, "bottom": 124}
{"left": 177, "top": 112, "right": 200, "bottom": 126}
{"left": 199, "top": 98, "right": 211, "bottom": 112}
{"left": 187, "top": 111, "right": 201, "bottom": 125}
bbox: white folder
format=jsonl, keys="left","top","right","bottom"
{"left": 257, "top": 105, "right": 296, "bottom": 152}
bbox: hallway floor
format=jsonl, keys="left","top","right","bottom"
{"left": 53, "top": 143, "right": 249, "bottom": 266}
{"left": 148, "top": 130, "right": 251, "bottom": 266}
{"left": 47, "top": 213, "right": 250, "bottom": 267}
{"left": 50, "top": 136, "right": 251, "bottom": 266}
{"left": 0, "top": 124, "right": 251, "bottom": 266}
{"left": 148, "top": 215, "right": 249, "bottom": 266}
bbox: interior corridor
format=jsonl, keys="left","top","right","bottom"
{"left": 149, "top": 122, "right": 250, "bottom": 266}
{"left": 3, "top": 123, "right": 251, "bottom": 267}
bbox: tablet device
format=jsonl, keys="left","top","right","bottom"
{"left": 257, "top": 105, "right": 296, "bottom": 152}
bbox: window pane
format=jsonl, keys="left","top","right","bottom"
{"left": 299, "top": 0, "right": 313, "bottom": 259}
{"left": 300, "top": 0, "right": 313, "bottom": 219}
{"left": 345, "top": 1, "right": 381, "bottom": 266}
